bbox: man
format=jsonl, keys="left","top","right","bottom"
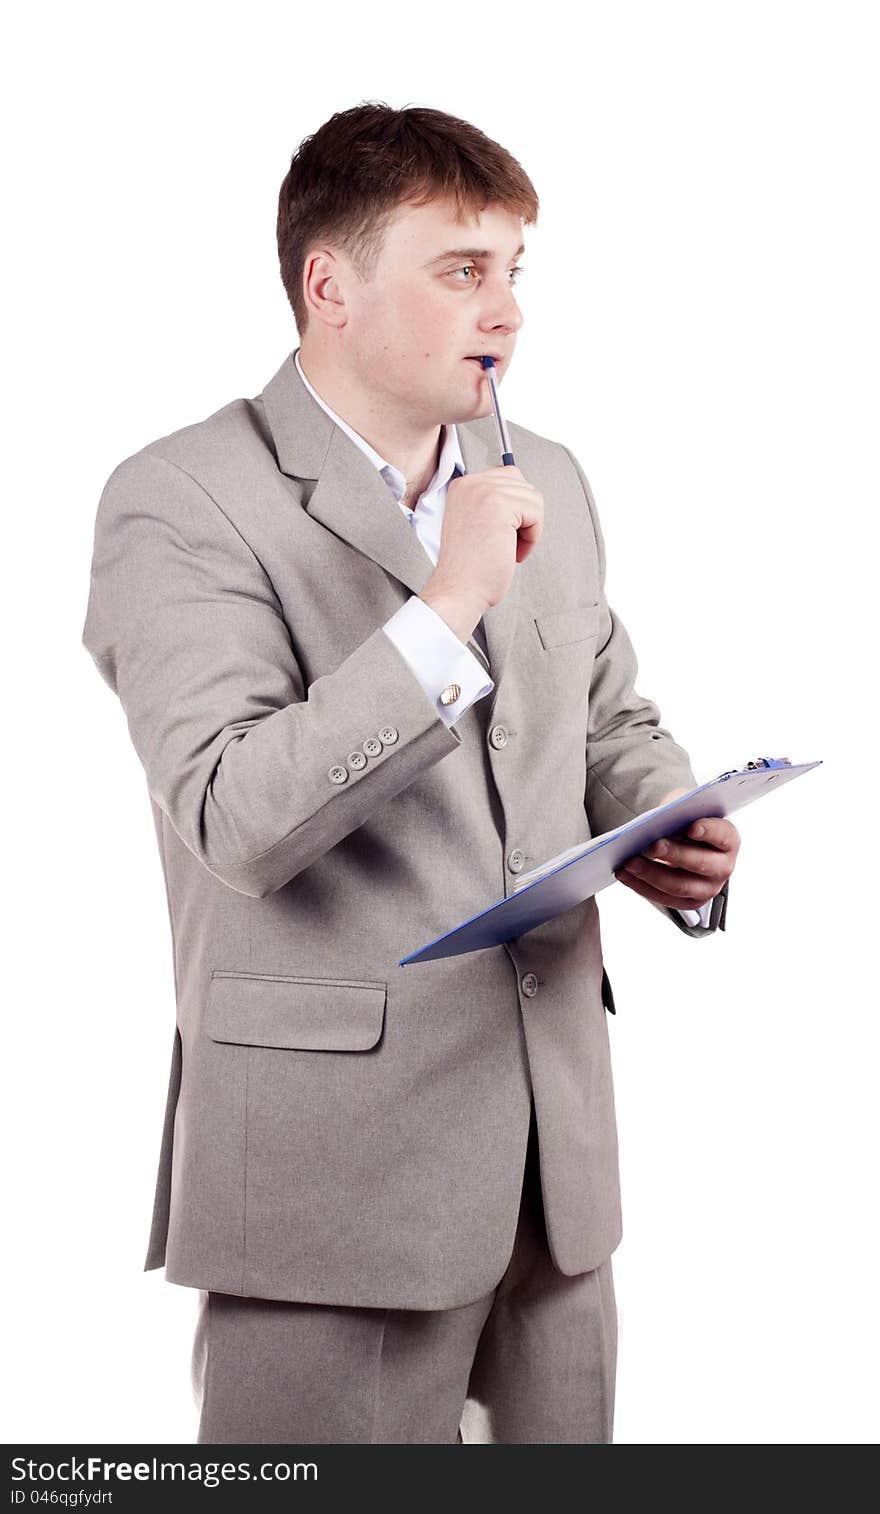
{"left": 81, "top": 103, "right": 738, "bottom": 1444}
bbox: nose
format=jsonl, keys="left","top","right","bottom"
{"left": 480, "top": 275, "right": 525, "bottom": 338}
{"left": 500, "top": 301, "right": 525, "bottom": 336}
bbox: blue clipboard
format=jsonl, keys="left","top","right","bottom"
{"left": 399, "top": 757, "right": 822, "bottom": 966}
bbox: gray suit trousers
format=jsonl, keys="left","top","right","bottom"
{"left": 191, "top": 1101, "right": 618, "bottom": 1444}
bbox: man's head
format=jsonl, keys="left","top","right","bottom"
{"left": 276, "top": 102, "right": 539, "bottom": 430}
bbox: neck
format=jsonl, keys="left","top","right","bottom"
{"left": 298, "top": 344, "right": 443, "bottom": 502}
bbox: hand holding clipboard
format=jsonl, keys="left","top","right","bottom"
{"left": 399, "top": 757, "right": 821, "bottom": 966}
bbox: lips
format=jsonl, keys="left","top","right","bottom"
{"left": 465, "top": 355, "right": 502, "bottom": 364}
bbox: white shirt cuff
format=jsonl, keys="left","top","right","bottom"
{"left": 382, "top": 596, "right": 494, "bottom": 728}
{"left": 676, "top": 901, "right": 714, "bottom": 928}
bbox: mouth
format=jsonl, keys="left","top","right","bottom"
{"left": 464, "top": 354, "right": 504, "bottom": 367}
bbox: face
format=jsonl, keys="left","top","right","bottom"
{"left": 306, "top": 196, "right": 526, "bottom": 427}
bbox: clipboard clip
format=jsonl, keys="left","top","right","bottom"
{"left": 714, "top": 756, "right": 793, "bottom": 781}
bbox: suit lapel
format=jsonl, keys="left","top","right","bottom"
{"left": 259, "top": 349, "right": 521, "bottom": 705}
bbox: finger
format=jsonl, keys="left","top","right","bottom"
{"left": 617, "top": 857, "right": 723, "bottom": 902}
{"left": 615, "top": 867, "right": 720, "bottom": 911}
{"left": 516, "top": 518, "right": 543, "bottom": 546}
{"left": 679, "top": 817, "right": 740, "bottom": 852}
{"left": 639, "top": 838, "right": 732, "bottom": 881}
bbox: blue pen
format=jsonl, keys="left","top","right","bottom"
{"left": 479, "top": 356, "right": 516, "bottom": 466}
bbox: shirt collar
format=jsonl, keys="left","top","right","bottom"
{"left": 294, "top": 348, "right": 465, "bottom": 505}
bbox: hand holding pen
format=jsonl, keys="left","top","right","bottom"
{"left": 418, "top": 356, "right": 542, "bottom": 640}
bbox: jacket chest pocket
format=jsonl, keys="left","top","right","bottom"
{"left": 534, "top": 601, "right": 601, "bottom": 651}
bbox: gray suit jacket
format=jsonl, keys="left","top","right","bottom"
{"left": 81, "top": 348, "right": 726, "bottom": 1310}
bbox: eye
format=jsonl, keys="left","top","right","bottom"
{"left": 448, "top": 264, "right": 525, "bottom": 284}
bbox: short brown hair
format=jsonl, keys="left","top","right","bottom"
{"left": 276, "top": 101, "right": 540, "bottom": 337}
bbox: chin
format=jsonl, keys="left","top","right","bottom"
{"left": 443, "top": 373, "right": 496, "bottom": 425}
{"left": 448, "top": 404, "right": 493, "bottom": 429}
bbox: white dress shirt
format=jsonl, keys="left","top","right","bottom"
{"left": 293, "top": 350, "right": 711, "bottom": 929}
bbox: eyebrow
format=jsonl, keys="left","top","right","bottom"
{"left": 423, "top": 243, "right": 525, "bottom": 268}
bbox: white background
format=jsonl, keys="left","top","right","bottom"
{"left": 3, "top": 0, "right": 875, "bottom": 1446}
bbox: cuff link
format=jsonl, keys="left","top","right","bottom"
{"left": 440, "top": 683, "right": 461, "bottom": 706}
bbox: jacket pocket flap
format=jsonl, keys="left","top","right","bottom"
{"left": 535, "top": 602, "right": 601, "bottom": 649}
{"left": 207, "top": 972, "right": 387, "bottom": 1050}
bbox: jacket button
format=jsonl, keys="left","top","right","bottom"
{"left": 363, "top": 736, "right": 383, "bottom": 758}
{"left": 489, "top": 724, "right": 508, "bottom": 749}
{"left": 347, "top": 751, "right": 368, "bottom": 770}
{"left": 328, "top": 765, "right": 349, "bottom": 784}
{"left": 508, "top": 848, "right": 525, "bottom": 872}
{"left": 521, "top": 972, "right": 538, "bottom": 997}
{"left": 378, "top": 726, "right": 399, "bottom": 745}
